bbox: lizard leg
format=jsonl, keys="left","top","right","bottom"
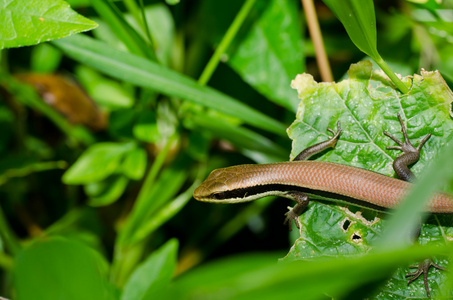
{"left": 384, "top": 114, "right": 443, "bottom": 298}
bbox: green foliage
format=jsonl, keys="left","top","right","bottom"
{"left": 52, "top": 34, "right": 287, "bottom": 136}
{"left": 14, "top": 237, "right": 116, "bottom": 300}
{"left": 322, "top": 0, "right": 409, "bottom": 93}
{"left": 0, "top": 0, "right": 97, "bottom": 49}
{"left": 121, "top": 239, "right": 178, "bottom": 300}
{"left": 287, "top": 60, "right": 453, "bottom": 298}
{"left": 1, "top": 0, "right": 453, "bottom": 299}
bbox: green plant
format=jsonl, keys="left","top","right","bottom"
{"left": 1, "top": 0, "right": 453, "bottom": 299}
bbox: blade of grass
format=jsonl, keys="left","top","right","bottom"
{"left": 164, "top": 244, "right": 451, "bottom": 299}
{"left": 52, "top": 35, "right": 286, "bottom": 136}
{"left": 188, "top": 114, "right": 287, "bottom": 161}
{"left": 0, "top": 160, "right": 67, "bottom": 186}
{"left": 91, "top": 0, "right": 156, "bottom": 60}
{"left": 376, "top": 140, "right": 453, "bottom": 250}
{"left": 198, "top": 0, "right": 257, "bottom": 85}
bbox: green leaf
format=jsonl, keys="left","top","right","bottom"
{"left": 322, "top": 0, "right": 378, "bottom": 59}
{"left": 14, "top": 237, "right": 116, "bottom": 300}
{"left": 321, "top": 0, "right": 409, "bottom": 93}
{"left": 119, "top": 157, "right": 189, "bottom": 246}
{"left": 188, "top": 114, "right": 287, "bottom": 163}
{"left": 90, "top": 0, "right": 155, "bottom": 60}
{"left": 85, "top": 175, "right": 129, "bottom": 207}
{"left": 122, "top": 147, "right": 147, "bottom": 180}
{"left": 31, "top": 43, "right": 62, "bottom": 73}
{"left": 228, "top": 0, "right": 304, "bottom": 111}
{"left": 63, "top": 142, "right": 135, "bottom": 184}
{"left": 75, "top": 66, "right": 134, "bottom": 109}
{"left": 160, "top": 246, "right": 449, "bottom": 299}
{"left": 121, "top": 239, "right": 178, "bottom": 300}
{"left": 125, "top": 4, "right": 175, "bottom": 65}
{"left": 52, "top": 34, "right": 287, "bottom": 136}
{"left": 0, "top": 0, "right": 97, "bottom": 49}
{"left": 286, "top": 60, "right": 453, "bottom": 298}
{"left": 133, "top": 111, "right": 160, "bottom": 143}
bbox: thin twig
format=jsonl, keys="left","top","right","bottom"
{"left": 301, "top": 0, "right": 333, "bottom": 82}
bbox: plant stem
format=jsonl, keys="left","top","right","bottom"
{"left": 374, "top": 55, "right": 409, "bottom": 94}
{"left": 301, "top": 0, "right": 333, "bottom": 82}
{"left": 0, "top": 161, "right": 67, "bottom": 186}
{"left": 0, "top": 205, "right": 20, "bottom": 256}
{"left": 198, "top": 0, "right": 257, "bottom": 85}
{"left": 111, "top": 136, "right": 175, "bottom": 286}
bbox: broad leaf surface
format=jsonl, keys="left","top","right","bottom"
{"left": 14, "top": 237, "right": 116, "bottom": 300}
{"left": 284, "top": 60, "right": 453, "bottom": 298}
{"left": 0, "top": 0, "right": 97, "bottom": 49}
{"left": 227, "top": 0, "right": 304, "bottom": 111}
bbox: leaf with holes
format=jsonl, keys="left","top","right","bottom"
{"left": 283, "top": 60, "right": 453, "bottom": 298}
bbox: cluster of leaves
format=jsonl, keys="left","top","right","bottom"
{"left": 1, "top": 0, "right": 453, "bottom": 299}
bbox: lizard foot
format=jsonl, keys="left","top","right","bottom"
{"left": 284, "top": 206, "right": 302, "bottom": 231}
{"left": 406, "top": 258, "right": 447, "bottom": 298}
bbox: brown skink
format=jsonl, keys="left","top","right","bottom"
{"left": 193, "top": 114, "right": 450, "bottom": 297}
{"left": 194, "top": 115, "right": 451, "bottom": 224}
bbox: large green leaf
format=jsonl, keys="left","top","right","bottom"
{"left": 52, "top": 35, "right": 286, "bottom": 136}
{"left": 285, "top": 60, "right": 453, "bottom": 298}
{"left": 0, "top": 0, "right": 97, "bottom": 49}
{"left": 14, "top": 237, "right": 116, "bottom": 300}
{"left": 160, "top": 246, "right": 449, "bottom": 299}
{"left": 228, "top": 0, "right": 304, "bottom": 111}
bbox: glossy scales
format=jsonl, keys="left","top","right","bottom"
{"left": 193, "top": 160, "right": 453, "bottom": 213}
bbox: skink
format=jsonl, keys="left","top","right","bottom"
{"left": 193, "top": 114, "right": 450, "bottom": 297}
{"left": 194, "top": 115, "right": 452, "bottom": 223}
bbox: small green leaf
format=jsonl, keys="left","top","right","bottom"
{"left": 85, "top": 175, "right": 129, "bottom": 207}
{"left": 322, "top": 0, "right": 378, "bottom": 59}
{"left": 76, "top": 66, "right": 134, "bottom": 109}
{"left": 321, "top": 0, "right": 409, "bottom": 93}
{"left": 133, "top": 111, "right": 160, "bottom": 143}
{"left": 0, "top": 0, "right": 97, "bottom": 49}
{"left": 31, "top": 43, "right": 62, "bottom": 73}
{"left": 14, "top": 237, "right": 116, "bottom": 300}
{"left": 121, "top": 239, "right": 178, "bottom": 300}
{"left": 63, "top": 142, "right": 135, "bottom": 184}
{"left": 122, "top": 147, "right": 147, "bottom": 180}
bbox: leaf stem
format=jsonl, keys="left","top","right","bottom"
{"left": 0, "top": 205, "right": 20, "bottom": 256}
{"left": 198, "top": 0, "right": 257, "bottom": 85}
{"left": 374, "top": 55, "right": 409, "bottom": 94}
{"left": 0, "top": 161, "right": 67, "bottom": 186}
